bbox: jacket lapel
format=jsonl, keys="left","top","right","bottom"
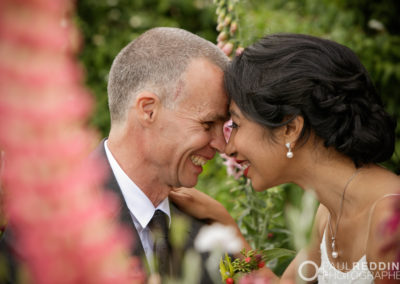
{"left": 93, "top": 140, "right": 147, "bottom": 260}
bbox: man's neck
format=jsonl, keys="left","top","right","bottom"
{"left": 107, "top": 138, "right": 170, "bottom": 207}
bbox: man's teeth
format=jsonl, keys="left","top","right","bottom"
{"left": 191, "top": 155, "right": 207, "bottom": 166}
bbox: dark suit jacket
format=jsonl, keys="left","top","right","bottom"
{"left": 93, "top": 141, "right": 213, "bottom": 283}
{"left": 0, "top": 141, "right": 214, "bottom": 284}
{"left": 0, "top": 225, "right": 19, "bottom": 283}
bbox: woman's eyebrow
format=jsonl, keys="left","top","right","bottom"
{"left": 229, "top": 109, "right": 240, "bottom": 118}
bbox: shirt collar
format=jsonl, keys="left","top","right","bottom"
{"left": 104, "top": 140, "right": 171, "bottom": 229}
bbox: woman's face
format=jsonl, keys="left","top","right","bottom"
{"left": 225, "top": 102, "right": 288, "bottom": 191}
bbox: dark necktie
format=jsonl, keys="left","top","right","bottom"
{"left": 148, "top": 209, "right": 171, "bottom": 276}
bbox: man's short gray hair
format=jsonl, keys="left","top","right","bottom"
{"left": 107, "top": 27, "right": 229, "bottom": 124}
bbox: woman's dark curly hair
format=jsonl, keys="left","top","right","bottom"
{"left": 224, "top": 33, "right": 396, "bottom": 166}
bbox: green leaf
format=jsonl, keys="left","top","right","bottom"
{"left": 261, "top": 248, "right": 296, "bottom": 263}
{"left": 219, "top": 257, "right": 227, "bottom": 281}
{"left": 225, "top": 253, "right": 235, "bottom": 276}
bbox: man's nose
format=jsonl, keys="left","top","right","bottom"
{"left": 210, "top": 126, "right": 227, "bottom": 153}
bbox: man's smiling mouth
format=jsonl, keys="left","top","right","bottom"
{"left": 190, "top": 155, "right": 207, "bottom": 166}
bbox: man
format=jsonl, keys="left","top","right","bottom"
{"left": 94, "top": 27, "right": 229, "bottom": 282}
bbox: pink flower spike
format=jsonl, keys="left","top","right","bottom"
{"left": 239, "top": 274, "right": 270, "bottom": 284}
{"left": 0, "top": 0, "right": 144, "bottom": 283}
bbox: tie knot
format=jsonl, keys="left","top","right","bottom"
{"left": 148, "top": 210, "right": 172, "bottom": 275}
{"left": 149, "top": 209, "right": 168, "bottom": 238}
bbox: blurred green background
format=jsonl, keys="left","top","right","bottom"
{"left": 76, "top": 0, "right": 400, "bottom": 273}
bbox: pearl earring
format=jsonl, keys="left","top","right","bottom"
{"left": 285, "top": 142, "right": 293, "bottom": 159}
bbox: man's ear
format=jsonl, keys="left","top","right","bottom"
{"left": 283, "top": 115, "right": 304, "bottom": 148}
{"left": 135, "top": 91, "right": 161, "bottom": 125}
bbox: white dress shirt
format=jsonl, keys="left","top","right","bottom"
{"left": 104, "top": 140, "right": 171, "bottom": 271}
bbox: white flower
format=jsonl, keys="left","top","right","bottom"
{"left": 194, "top": 223, "right": 242, "bottom": 253}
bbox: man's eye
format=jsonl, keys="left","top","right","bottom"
{"left": 202, "top": 121, "right": 213, "bottom": 130}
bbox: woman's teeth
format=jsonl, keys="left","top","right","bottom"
{"left": 191, "top": 155, "right": 207, "bottom": 166}
{"left": 241, "top": 162, "right": 250, "bottom": 170}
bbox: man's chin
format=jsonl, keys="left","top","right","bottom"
{"left": 178, "top": 179, "right": 198, "bottom": 189}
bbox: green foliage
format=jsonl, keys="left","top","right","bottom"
{"left": 232, "top": 184, "right": 288, "bottom": 251}
{"left": 214, "top": 0, "right": 241, "bottom": 56}
{"left": 196, "top": 155, "right": 238, "bottom": 212}
{"left": 198, "top": 156, "right": 295, "bottom": 274}
{"left": 286, "top": 191, "right": 319, "bottom": 251}
{"left": 198, "top": 158, "right": 288, "bottom": 246}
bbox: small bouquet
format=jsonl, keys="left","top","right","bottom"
{"left": 219, "top": 248, "right": 295, "bottom": 284}
{"left": 219, "top": 249, "right": 266, "bottom": 284}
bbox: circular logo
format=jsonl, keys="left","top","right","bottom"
{"left": 298, "top": 260, "right": 319, "bottom": 281}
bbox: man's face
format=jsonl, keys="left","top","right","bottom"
{"left": 153, "top": 58, "right": 228, "bottom": 188}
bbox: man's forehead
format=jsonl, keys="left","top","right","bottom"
{"left": 202, "top": 107, "right": 229, "bottom": 122}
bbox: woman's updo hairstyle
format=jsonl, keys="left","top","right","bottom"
{"left": 225, "top": 33, "right": 396, "bottom": 166}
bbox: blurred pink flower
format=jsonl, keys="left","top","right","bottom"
{"left": 220, "top": 120, "right": 244, "bottom": 179}
{"left": 239, "top": 273, "right": 271, "bottom": 284}
{"left": 383, "top": 201, "right": 400, "bottom": 235}
{"left": 0, "top": 1, "right": 144, "bottom": 283}
{"left": 380, "top": 196, "right": 400, "bottom": 265}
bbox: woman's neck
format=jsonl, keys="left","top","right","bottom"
{"left": 293, "top": 152, "right": 362, "bottom": 219}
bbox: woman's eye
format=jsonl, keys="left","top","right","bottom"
{"left": 228, "top": 121, "right": 238, "bottom": 129}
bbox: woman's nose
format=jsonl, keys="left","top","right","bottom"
{"left": 224, "top": 135, "right": 236, "bottom": 157}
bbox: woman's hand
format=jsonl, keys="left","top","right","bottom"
{"left": 169, "top": 187, "right": 252, "bottom": 251}
{"left": 169, "top": 187, "right": 233, "bottom": 224}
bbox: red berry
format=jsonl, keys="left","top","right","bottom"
{"left": 244, "top": 257, "right": 251, "bottom": 263}
{"left": 226, "top": 278, "right": 234, "bottom": 284}
{"left": 267, "top": 232, "right": 274, "bottom": 239}
{"left": 258, "top": 261, "right": 265, "bottom": 268}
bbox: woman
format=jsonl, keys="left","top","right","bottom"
{"left": 170, "top": 34, "right": 400, "bottom": 283}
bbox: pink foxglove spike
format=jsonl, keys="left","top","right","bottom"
{"left": 0, "top": 0, "right": 144, "bottom": 283}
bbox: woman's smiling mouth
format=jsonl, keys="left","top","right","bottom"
{"left": 236, "top": 160, "right": 251, "bottom": 177}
